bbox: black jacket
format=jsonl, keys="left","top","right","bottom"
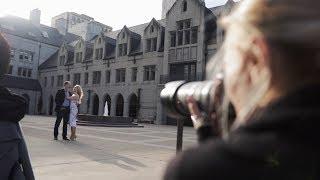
{"left": 0, "top": 87, "right": 34, "bottom": 180}
{"left": 55, "top": 89, "right": 71, "bottom": 112}
{"left": 164, "top": 85, "right": 320, "bottom": 180}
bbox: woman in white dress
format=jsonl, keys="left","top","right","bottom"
{"left": 67, "top": 85, "right": 83, "bottom": 141}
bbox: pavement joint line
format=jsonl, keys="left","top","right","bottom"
{"left": 22, "top": 121, "right": 196, "bottom": 138}
{"left": 22, "top": 124, "right": 176, "bottom": 150}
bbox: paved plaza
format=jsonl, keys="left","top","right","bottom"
{"left": 21, "top": 115, "right": 197, "bottom": 180}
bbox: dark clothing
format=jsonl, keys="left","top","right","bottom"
{"left": 55, "top": 89, "right": 71, "bottom": 112}
{"left": 164, "top": 85, "right": 320, "bottom": 180}
{"left": 54, "top": 89, "right": 71, "bottom": 139}
{"left": 54, "top": 108, "right": 69, "bottom": 139}
{"left": 0, "top": 87, "right": 35, "bottom": 180}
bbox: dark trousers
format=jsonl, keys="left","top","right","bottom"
{"left": 54, "top": 108, "right": 69, "bottom": 138}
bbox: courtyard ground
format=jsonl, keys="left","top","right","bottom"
{"left": 21, "top": 115, "right": 197, "bottom": 180}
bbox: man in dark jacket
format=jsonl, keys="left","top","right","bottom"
{"left": 53, "top": 81, "right": 72, "bottom": 141}
{"left": 0, "top": 33, "right": 35, "bottom": 179}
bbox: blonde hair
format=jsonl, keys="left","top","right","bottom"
{"left": 73, "top": 85, "right": 83, "bottom": 104}
{"left": 208, "top": 0, "right": 320, "bottom": 130}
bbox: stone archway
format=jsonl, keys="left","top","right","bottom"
{"left": 115, "top": 94, "right": 124, "bottom": 116}
{"left": 22, "top": 94, "right": 30, "bottom": 114}
{"left": 92, "top": 94, "right": 99, "bottom": 115}
{"left": 128, "top": 94, "right": 138, "bottom": 118}
{"left": 103, "top": 94, "right": 111, "bottom": 116}
{"left": 49, "top": 95, "right": 54, "bottom": 115}
{"left": 37, "top": 96, "right": 43, "bottom": 114}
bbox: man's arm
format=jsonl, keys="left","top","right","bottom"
{"left": 55, "top": 90, "right": 62, "bottom": 105}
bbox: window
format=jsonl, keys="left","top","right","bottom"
{"left": 27, "top": 69, "right": 32, "bottom": 77}
{"left": 105, "top": 70, "right": 111, "bottom": 84}
{"left": 99, "top": 48, "right": 103, "bottom": 59}
{"left": 59, "top": 55, "right": 65, "bottom": 65}
{"left": 177, "top": 21, "right": 184, "bottom": 30}
{"left": 98, "top": 38, "right": 102, "bottom": 44}
{"left": 22, "top": 68, "right": 27, "bottom": 77}
{"left": 177, "top": 31, "right": 183, "bottom": 46}
{"left": 8, "top": 65, "right": 13, "bottom": 74}
{"left": 78, "top": 43, "right": 82, "bottom": 49}
{"left": 116, "top": 68, "right": 126, "bottom": 83}
{"left": 184, "top": 30, "right": 190, "bottom": 45}
{"left": 18, "top": 67, "right": 22, "bottom": 76}
{"left": 84, "top": 73, "right": 89, "bottom": 85}
{"left": 51, "top": 76, "right": 54, "bottom": 87}
{"left": 44, "top": 77, "right": 47, "bottom": 87}
{"left": 95, "top": 48, "right": 103, "bottom": 60}
{"left": 182, "top": 1, "right": 187, "bottom": 12}
{"left": 150, "top": 26, "right": 154, "bottom": 33}
{"left": 92, "top": 71, "right": 101, "bottom": 85}
{"left": 57, "top": 75, "right": 63, "bottom": 87}
{"left": 66, "top": 74, "right": 70, "bottom": 81}
{"left": 170, "top": 31, "right": 176, "bottom": 47}
{"left": 19, "top": 55, "right": 23, "bottom": 60}
{"left": 152, "top": 38, "right": 157, "bottom": 51}
{"left": 146, "top": 38, "right": 157, "bottom": 52}
{"left": 146, "top": 39, "right": 151, "bottom": 52}
{"left": 131, "top": 67, "right": 137, "bottom": 82}
{"left": 184, "top": 20, "right": 191, "bottom": 29}
{"left": 73, "top": 73, "right": 81, "bottom": 85}
{"left": 75, "top": 52, "right": 82, "bottom": 63}
{"left": 118, "top": 44, "right": 123, "bottom": 56}
{"left": 182, "top": 63, "right": 196, "bottom": 81}
{"left": 122, "top": 33, "right": 125, "bottom": 39}
{"left": 144, "top": 65, "right": 156, "bottom": 81}
{"left": 191, "top": 27, "right": 198, "bottom": 44}
{"left": 123, "top": 44, "right": 127, "bottom": 55}
{"left": 118, "top": 44, "right": 127, "bottom": 56}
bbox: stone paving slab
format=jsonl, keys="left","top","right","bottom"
{"left": 21, "top": 115, "right": 197, "bottom": 180}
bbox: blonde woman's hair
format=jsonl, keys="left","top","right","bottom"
{"left": 207, "top": 0, "right": 320, "bottom": 132}
{"left": 74, "top": 85, "right": 83, "bottom": 104}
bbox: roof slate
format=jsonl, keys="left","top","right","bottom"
{"left": 0, "top": 75, "right": 42, "bottom": 91}
{"left": 0, "top": 15, "right": 80, "bottom": 47}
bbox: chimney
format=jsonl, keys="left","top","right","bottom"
{"left": 30, "top": 9, "right": 41, "bottom": 27}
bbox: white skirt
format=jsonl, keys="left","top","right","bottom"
{"left": 69, "top": 104, "right": 78, "bottom": 127}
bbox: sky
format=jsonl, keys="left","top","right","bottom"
{"left": 0, "top": 0, "right": 232, "bottom": 30}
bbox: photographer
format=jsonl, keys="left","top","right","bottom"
{"left": 0, "top": 34, "right": 35, "bottom": 180}
{"left": 164, "top": 0, "right": 320, "bottom": 179}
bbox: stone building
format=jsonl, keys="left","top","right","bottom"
{"left": 51, "top": 12, "right": 112, "bottom": 40}
{"left": 39, "top": 0, "right": 238, "bottom": 124}
{"left": 0, "top": 9, "right": 80, "bottom": 114}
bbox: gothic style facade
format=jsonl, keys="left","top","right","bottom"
{"left": 39, "top": 0, "right": 237, "bottom": 124}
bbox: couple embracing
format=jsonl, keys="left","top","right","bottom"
{"left": 54, "top": 81, "right": 83, "bottom": 141}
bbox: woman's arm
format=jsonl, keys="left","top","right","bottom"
{"left": 67, "top": 94, "right": 79, "bottom": 101}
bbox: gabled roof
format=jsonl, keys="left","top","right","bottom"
{"left": 144, "top": 18, "right": 166, "bottom": 33}
{"left": 0, "top": 15, "right": 80, "bottom": 47}
{"left": 166, "top": 0, "right": 206, "bottom": 17}
{"left": 39, "top": 50, "right": 58, "bottom": 70}
{"left": 0, "top": 75, "right": 42, "bottom": 91}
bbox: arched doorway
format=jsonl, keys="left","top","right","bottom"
{"left": 128, "top": 94, "right": 138, "bottom": 118}
{"left": 116, "top": 94, "right": 124, "bottom": 116}
{"left": 22, "top": 94, "right": 30, "bottom": 114}
{"left": 37, "top": 96, "right": 43, "bottom": 114}
{"left": 49, "top": 95, "right": 54, "bottom": 115}
{"left": 103, "top": 94, "right": 111, "bottom": 116}
{"left": 92, "top": 94, "right": 99, "bottom": 115}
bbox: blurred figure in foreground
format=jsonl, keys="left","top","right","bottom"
{"left": 0, "top": 34, "right": 35, "bottom": 179}
{"left": 164, "top": 0, "right": 320, "bottom": 179}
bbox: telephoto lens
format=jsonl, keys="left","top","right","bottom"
{"left": 160, "top": 80, "right": 219, "bottom": 119}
